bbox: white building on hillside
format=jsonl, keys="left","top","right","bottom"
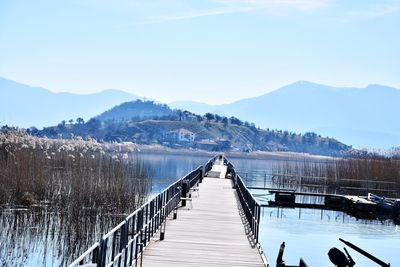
{"left": 178, "top": 128, "right": 196, "bottom": 142}
{"left": 166, "top": 128, "right": 196, "bottom": 142}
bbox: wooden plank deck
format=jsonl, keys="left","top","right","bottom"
{"left": 207, "top": 158, "right": 228, "bottom": 178}
{"left": 139, "top": 161, "right": 266, "bottom": 266}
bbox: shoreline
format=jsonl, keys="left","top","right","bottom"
{"left": 137, "top": 144, "right": 336, "bottom": 162}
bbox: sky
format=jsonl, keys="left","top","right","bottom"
{"left": 0, "top": 0, "right": 399, "bottom": 104}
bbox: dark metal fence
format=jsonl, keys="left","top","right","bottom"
{"left": 204, "top": 155, "right": 219, "bottom": 174}
{"left": 187, "top": 166, "right": 203, "bottom": 188}
{"left": 68, "top": 166, "right": 203, "bottom": 267}
{"left": 226, "top": 159, "right": 261, "bottom": 243}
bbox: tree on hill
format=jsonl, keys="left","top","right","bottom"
{"left": 76, "top": 117, "right": 85, "bottom": 124}
{"left": 204, "top": 113, "right": 215, "bottom": 121}
{"left": 229, "top": 116, "right": 243, "bottom": 126}
{"left": 222, "top": 117, "right": 228, "bottom": 127}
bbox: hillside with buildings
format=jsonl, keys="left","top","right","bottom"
{"left": 31, "top": 100, "right": 351, "bottom": 156}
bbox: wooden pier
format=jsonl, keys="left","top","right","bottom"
{"left": 69, "top": 156, "right": 267, "bottom": 267}
{"left": 68, "top": 156, "right": 399, "bottom": 267}
{"left": 141, "top": 159, "right": 265, "bottom": 266}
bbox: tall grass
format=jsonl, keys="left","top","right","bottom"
{"left": 272, "top": 157, "right": 400, "bottom": 196}
{"left": 0, "top": 130, "right": 150, "bottom": 211}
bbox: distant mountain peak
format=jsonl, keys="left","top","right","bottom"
{"left": 282, "top": 80, "right": 329, "bottom": 91}
{"left": 292, "top": 80, "right": 316, "bottom": 86}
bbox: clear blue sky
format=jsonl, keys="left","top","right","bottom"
{"left": 0, "top": 0, "right": 399, "bottom": 104}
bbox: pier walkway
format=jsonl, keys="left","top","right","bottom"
{"left": 69, "top": 156, "right": 267, "bottom": 267}
{"left": 141, "top": 159, "right": 265, "bottom": 266}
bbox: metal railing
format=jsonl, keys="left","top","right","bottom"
{"left": 187, "top": 166, "right": 203, "bottom": 188}
{"left": 225, "top": 159, "right": 261, "bottom": 243}
{"left": 204, "top": 155, "right": 219, "bottom": 174}
{"left": 225, "top": 158, "right": 267, "bottom": 266}
{"left": 69, "top": 166, "right": 203, "bottom": 267}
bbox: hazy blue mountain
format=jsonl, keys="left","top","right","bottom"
{"left": 0, "top": 77, "right": 139, "bottom": 128}
{"left": 170, "top": 81, "right": 400, "bottom": 149}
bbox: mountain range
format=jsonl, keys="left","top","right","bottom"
{"left": 0, "top": 77, "right": 139, "bottom": 128}
{"left": 170, "top": 81, "right": 400, "bottom": 149}
{"left": 1, "top": 76, "right": 399, "bottom": 148}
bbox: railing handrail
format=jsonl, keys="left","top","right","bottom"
{"left": 102, "top": 221, "right": 126, "bottom": 239}
{"left": 68, "top": 242, "right": 100, "bottom": 266}
{"left": 121, "top": 165, "right": 195, "bottom": 217}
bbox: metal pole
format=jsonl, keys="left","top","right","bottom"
{"left": 339, "top": 238, "right": 390, "bottom": 267}
{"left": 160, "top": 219, "right": 166, "bottom": 241}
{"left": 199, "top": 168, "right": 203, "bottom": 183}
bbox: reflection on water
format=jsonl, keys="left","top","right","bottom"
{"left": 0, "top": 208, "right": 123, "bottom": 267}
{"left": 1, "top": 153, "right": 398, "bottom": 266}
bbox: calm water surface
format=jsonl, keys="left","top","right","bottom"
{"left": 1, "top": 153, "right": 398, "bottom": 266}
{"left": 229, "top": 157, "right": 399, "bottom": 267}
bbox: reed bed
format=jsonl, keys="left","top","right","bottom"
{"left": 0, "top": 130, "right": 150, "bottom": 211}
{"left": 272, "top": 157, "right": 400, "bottom": 196}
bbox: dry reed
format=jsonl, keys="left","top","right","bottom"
{"left": 0, "top": 130, "right": 150, "bottom": 212}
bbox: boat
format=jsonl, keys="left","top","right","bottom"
{"left": 367, "top": 193, "right": 395, "bottom": 211}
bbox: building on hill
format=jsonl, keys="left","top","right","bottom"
{"left": 178, "top": 128, "right": 196, "bottom": 141}
{"left": 167, "top": 128, "right": 196, "bottom": 142}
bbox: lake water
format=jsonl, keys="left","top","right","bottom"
{"left": 1, "top": 153, "right": 398, "bottom": 266}
{"left": 228, "top": 157, "right": 399, "bottom": 267}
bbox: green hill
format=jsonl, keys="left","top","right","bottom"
{"left": 96, "top": 100, "right": 175, "bottom": 122}
{"left": 35, "top": 100, "right": 351, "bottom": 156}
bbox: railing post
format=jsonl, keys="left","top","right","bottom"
{"left": 160, "top": 219, "right": 166, "bottom": 240}
{"left": 181, "top": 180, "right": 188, "bottom": 207}
{"left": 120, "top": 221, "right": 128, "bottom": 266}
{"left": 99, "top": 238, "right": 107, "bottom": 267}
{"left": 199, "top": 167, "right": 203, "bottom": 183}
{"left": 137, "top": 243, "right": 144, "bottom": 267}
{"left": 256, "top": 205, "right": 261, "bottom": 243}
{"left": 92, "top": 246, "right": 100, "bottom": 265}
{"left": 233, "top": 173, "right": 237, "bottom": 188}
